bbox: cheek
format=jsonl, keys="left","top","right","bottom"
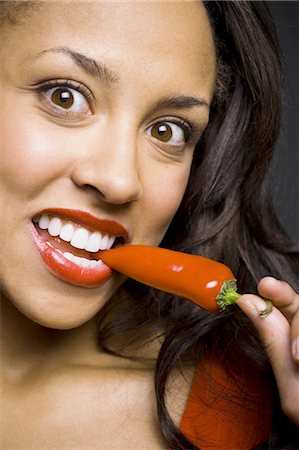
{"left": 140, "top": 159, "right": 192, "bottom": 242}
{"left": 0, "top": 96, "right": 68, "bottom": 197}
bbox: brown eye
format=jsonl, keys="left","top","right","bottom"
{"left": 51, "top": 88, "right": 74, "bottom": 109}
{"left": 151, "top": 123, "right": 173, "bottom": 142}
{"left": 43, "top": 85, "right": 91, "bottom": 114}
{"left": 147, "top": 121, "right": 186, "bottom": 146}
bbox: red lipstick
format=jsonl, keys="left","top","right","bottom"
{"left": 31, "top": 225, "right": 112, "bottom": 287}
{"left": 30, "top": 208, "right": 128, "bottom": 287}
{"left": 39, "top": 208, "right": 129, "bottom": 237}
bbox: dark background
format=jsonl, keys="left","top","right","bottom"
{"left": 267, "top": 1, "right": 299, "bottom": 244}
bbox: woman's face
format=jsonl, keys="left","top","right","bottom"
{"left": 0, "top": 0, "right": 216, "bottom": 329}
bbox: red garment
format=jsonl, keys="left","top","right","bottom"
{"left": 179, "top": 356, "right": 272, "bottom": 449}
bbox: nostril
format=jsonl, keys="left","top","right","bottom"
{"left": 71, "top": 159, "right": 141, "bottom": 206}
{"left": 82, "top": 184, "right": 106, "bottom": 199}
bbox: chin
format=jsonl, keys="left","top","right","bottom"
{"left": 1, "top": 275, "right": 112, "bottom": 331}
{"left": 21, "top": 300, "right": 103, "bottom": 330}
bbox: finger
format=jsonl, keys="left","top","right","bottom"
{"left": 237, "top": 294, "right": 299, "bottom": 424}
{"left": 237, "top": 294, "right": 290, "bottom": 365}
{"left": 257, "top": 277, "right": 299, "bottom": 361}
{"left": 257, "top": 277, "right": 299, "bottom": 323}
{"left": 291, "top": 310, "right": 299, "bottom": 363}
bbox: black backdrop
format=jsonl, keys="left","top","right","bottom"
{"left": 267, "top": 1, "right": 299, "bottom": 244}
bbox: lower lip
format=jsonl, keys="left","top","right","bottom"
{"left": 30, "top": 224, "right": 113, "bottom": 288}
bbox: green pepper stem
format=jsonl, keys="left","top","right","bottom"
{"left": 216, "top": 279, "right": 240, "bottom": 310}
{"left": 216, "top": 279, "right": 273, "bottom": 317}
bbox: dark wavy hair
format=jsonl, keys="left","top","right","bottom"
{"left": 2, "top": 1, "right": 298, "bottom": 448}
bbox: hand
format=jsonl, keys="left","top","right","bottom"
{"left": 237, "top": 277, "right": 299, "bottom": 426}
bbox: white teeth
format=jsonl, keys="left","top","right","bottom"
{"left": 70, "top": 228, "right": 89, "bottom": 250}
{"left": 39, "top": 214, "right": 50, "bottom": 229}
{"left": 60, "top": 223, "right": 75, "bottom": 242}
{"left": 85, "top": 231, "right": 103, "bottom": 252}
{"left": 100, "top": 234, "right": 109, "bottom": 250}
{"left": 81, "top": 258, "right": 91, "bottom": 268}
{"left": 63, "top": 251, "right": 74, "bottom": 262}
{"left": 62, "top": 251, "right": 103, "bottom": 269}
{"left": 73, "top": 255, "right": 83, "bottom": 266}
{"left": 107, "top": 236, "right": 115, "bottom": 248}
{"left": 48, "top": 217, "right": 62, "bottom": 237}
{"left": 89, "top": 260, "right": 99, "bottom": 269}
{"left": 38, "top": 215, "right": 117, "bottom": 252}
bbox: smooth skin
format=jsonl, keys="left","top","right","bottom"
{"left": 0, "top": 1, "right": 298, "bottom": 448}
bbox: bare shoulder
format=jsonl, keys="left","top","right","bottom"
{"left": 2, "top": 360, "right": 174, "bottom": 449}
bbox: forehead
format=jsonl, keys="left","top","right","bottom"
{"left": 2, "top": 0, "right": 216, "bottom": 101}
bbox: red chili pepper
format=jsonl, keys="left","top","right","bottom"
{"left": 100, "top": 245, "right": 241, "bottom": 313}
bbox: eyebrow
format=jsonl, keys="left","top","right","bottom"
{"left": 39, "top": 46, "right": 119, "bottom": 85}
{"left": 37, "top": 47, "right": 209, "bottom": 108}
{"left": 155, "top": 95, "right": 209, "bottom": 110}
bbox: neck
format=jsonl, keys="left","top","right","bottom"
{"left": 0, "top": 294, "right": 100, "bottom": 381}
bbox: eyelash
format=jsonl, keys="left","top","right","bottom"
{"left": 159, "top": 117, "right": 192, "bottom": 141}
{"left": 153, "top": 117, "right": 202, "bottom": 147}
{"left": 35, "top": 80, "right": 202, "bottom": 145}
{"left": 36, "top": 79, "right": 94, "bottom": 113}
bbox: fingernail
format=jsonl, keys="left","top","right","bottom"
{"left": 292, "top": 338, "right": 299, "bottom": 362}
{"left": 258, "top": 299, "right": 273, "bottom": 318}
{"left": 238, "top": 296, "right": 273, "bottom": 319}
{"left": 245, "top": 298, "right": 272, "bottom": 316}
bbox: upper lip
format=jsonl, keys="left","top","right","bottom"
{"left": 33, "top": 208, "right": 129, "bottom": 240}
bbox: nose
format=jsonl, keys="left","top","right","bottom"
{"left": 71, "top": 126, "right": 142, "bottom": 205}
